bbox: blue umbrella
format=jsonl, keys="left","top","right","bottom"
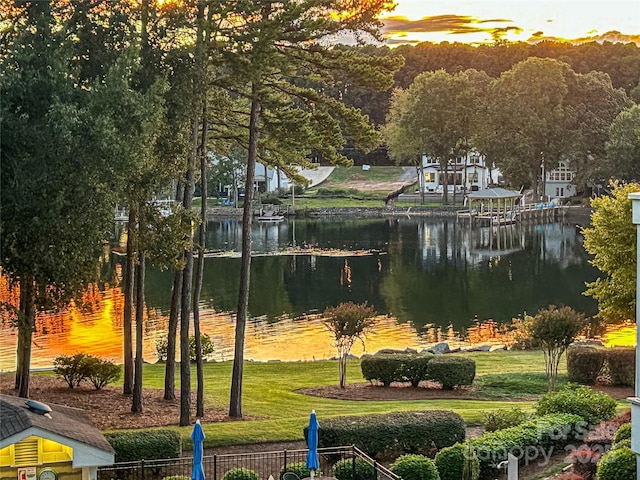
{"left": 191, "top": 420, "right": 206, "bottom": 480}
{"left": 306, "top": 410, "right": 320, "bottom": 479}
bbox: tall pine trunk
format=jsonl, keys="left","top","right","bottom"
{"left": 164, "top": 183, "right": 184, "bottom": 401}
{"left": 123, "top": 207, "right": 137, "bottom": 395}
{"left": 15, "top": 274, "right": 35, "bottom": 398}
{"left": 164, "top": 267, "right": 182, "bottom": 400}
{"left": 229, "top": 86, "right": 260, "bottom": 418}
{"left": 193, "top": 104, "right": 208, "bottom": 418}
{"left": 132, "top": 251, "right": 145, "bottom": 412}
{"left": 179, "top": 113, "right": 199, "bottom": 426}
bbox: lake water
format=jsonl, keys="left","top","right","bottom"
{"left": 1, "top": 216, "right": 601, "bottom": 369}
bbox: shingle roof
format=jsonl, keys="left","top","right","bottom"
{"left": 0, "top": 394, "right": 114, "bottom": 453}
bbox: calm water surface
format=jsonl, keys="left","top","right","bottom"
{"left": 1, "top": 217, "right": 600, "bottom": 369}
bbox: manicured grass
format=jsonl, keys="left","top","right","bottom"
{"left": 475, "top": 372, "right": 568, "bottom": 399}
{"left": 322, "top": 166, "right": 405, "bottom": 184}
{"left": 84, "top": 350, "right": 553, "bottom": 447}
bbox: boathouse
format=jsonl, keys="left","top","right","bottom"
{"left": 459, "top": 187, "right": 522, "bottom": 225}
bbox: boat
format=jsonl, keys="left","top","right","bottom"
{"left": 257, "top": 214, "right": 285, "bottom": 222}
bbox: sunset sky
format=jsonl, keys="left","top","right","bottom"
{"left": 381, "top": 1, "right": 640, "bottom": 45}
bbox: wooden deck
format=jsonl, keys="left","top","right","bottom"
{"left": 457, "top": 203, "right": 563, "bottom": 226}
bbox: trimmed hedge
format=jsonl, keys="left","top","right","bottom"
{"left": 596, "top": 447, "right": 637, "bottom": 480}
{"left": 535, "top": 385, "right": 616, "bottom": 426}
{"left": 425, "top": 356, "right": 475, "bottom": 390}
{"left": 316, "top": 410, "right": 465, "bottom": 458}
{"left": 566, "top": 346, "right": 605, "bottom": 385}
{"left": 468, "top": 413, "right": 583, "bottom": 476}
{"left": 606, "top": 348, "right": 635, "bottom": 387}
{"left": 360, "top": 354, "right": 432, "bottom": 387}
{"left": 389, "top": 454, "right": 438, "bottom": 480}
{"left": 332, "top": 458, "right": 376, "bottom": 480}
{"left": 434, "top": 443, "right": 480, "bottom": 480}
{"left": 104, "top": 430, "right": 182, "bottom": 462}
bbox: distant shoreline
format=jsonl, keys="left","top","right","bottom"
{"left": 207, "top": 205, "right": 593, "bottom": 225}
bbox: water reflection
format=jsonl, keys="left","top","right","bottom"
{"left": 1, "top": 217, "right": 600, "bottom": 369}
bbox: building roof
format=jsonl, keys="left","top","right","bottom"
{"left": 0, "top": 393, "right": 114, "bottom": 454}
{"left": 468, "top": 187, "right": 521, "bottom": 199}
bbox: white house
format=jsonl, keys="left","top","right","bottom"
{"left": 255, "top": 163, "right": 290, "bottom": 193}
{"left": 418, "top": 151, "right": 493, "bottom": 194}
{"left": 544, "top": 160, "right": 576, "bottom": 199}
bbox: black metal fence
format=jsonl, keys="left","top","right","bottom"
{"left": 97, "top": 446, "right": 399, "bottom": 480}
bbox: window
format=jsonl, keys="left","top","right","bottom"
{"left": 0, "top": 437, "right": 72, "bottom": 467}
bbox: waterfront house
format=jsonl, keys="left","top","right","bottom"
{"left": 418, "top": 151, "right": 494, "bottom": 194}
{"left": 544, "top": 160, "right": 577, "bottom": 200}
{"left": 0, "top": 395, "right": 114, "bottom": 480}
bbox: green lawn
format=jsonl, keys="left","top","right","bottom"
{"left": 60, "top": 350, "right": 562, "bottom": 448}
{"left": 321, "top": 166, "right": 406, "bottom": 184}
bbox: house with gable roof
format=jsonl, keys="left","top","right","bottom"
{"left": 0, "top": 394, "right": 114, "bottom": 480}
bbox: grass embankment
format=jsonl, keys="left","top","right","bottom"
{"left": 41, "top": 350, "right": 582, "bottom": 448}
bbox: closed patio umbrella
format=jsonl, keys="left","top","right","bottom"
{"left": 191, "top": 420, "right": 206, "bottom": 480}
{"left": 306, "top": 410, "right": 320, "bottom": 480}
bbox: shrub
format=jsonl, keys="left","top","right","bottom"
{"left": 84, "top": 357, "right": 121, "bottom": 390}
{"left": 535, "top": 385, "right": 616, "bottom": 426}
{"left": 614, "top": 423, "right": 632, "bottom": 444}
{"left": 566, "top": 346, "right": 605, "bottom": 385}
{"left": 53, "top": 353, "right": 91, "bottom": 388}
{"left": 222, "top": 469, "right": 260, "bottom": 480}
{"left": 482, "top": 407, "right": 528, "bottom": 432}
{"left": 568, "top": 445, "right": 601, "bottom": 478}
{"left": 389, "top": 454, "right": 438, "bottom": 480}
{"left": 360, "top": 354, "right": 405, "bottom": 386}
{"left": 468, "top": 413, "right": 583, "bottom": 476}
{"left": 402, "top": 355, "right": 434, "bottom": 387}
{"left": 434, "top": 443, "right": 479, "bottom": 480}
{"left": 606, "top": 348, "right": 635, "bottom": 386}
{"left": 279, "top": 463, "right": 310, "bottom": 480}
{"left": 332, "top": 458, "right": 376, "bottom": 480}
{"left": 317, "top": 410, "right": 465, "bottom": 459}
{"left": 360, "top": 354, "right": 432, "bottom": 387}
{"left": 596, "top": 447, "right": 637, "bottom": 480}
{"left": 104, "top": 430, "right": 182, "bottom": 462}
{"left": 425, "top": 356, "right": 475, "bottom": 390}
{"left": 613, "top": 438, "right": 632, "bottom": 450}
{"left": 156, "top": 334, "right": 215, "bottom": 362}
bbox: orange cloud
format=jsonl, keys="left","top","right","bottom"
{"left": 382, "top": 14, "right": 518, "bottom": 35}
{"left": 528, "top": 30, "right": 640, "bottom": 46}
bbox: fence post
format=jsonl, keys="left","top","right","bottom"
{"left": 214, "top": 455, "right": 217, "bottom": 480}
{"left": 140, "top": 460, "right": 145, "bottom": 480}
{"left": 351, "top": 447, "right": 356, "bottom": 480}
{"left": 373, "top": 460, "right": 379, "bottom": 479}
{"left": 283, "top": 450, "right": 287, "bottom": 473}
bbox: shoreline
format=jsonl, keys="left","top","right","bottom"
{"left": 206, "top": 205, "right": 593, "bottom": 225}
